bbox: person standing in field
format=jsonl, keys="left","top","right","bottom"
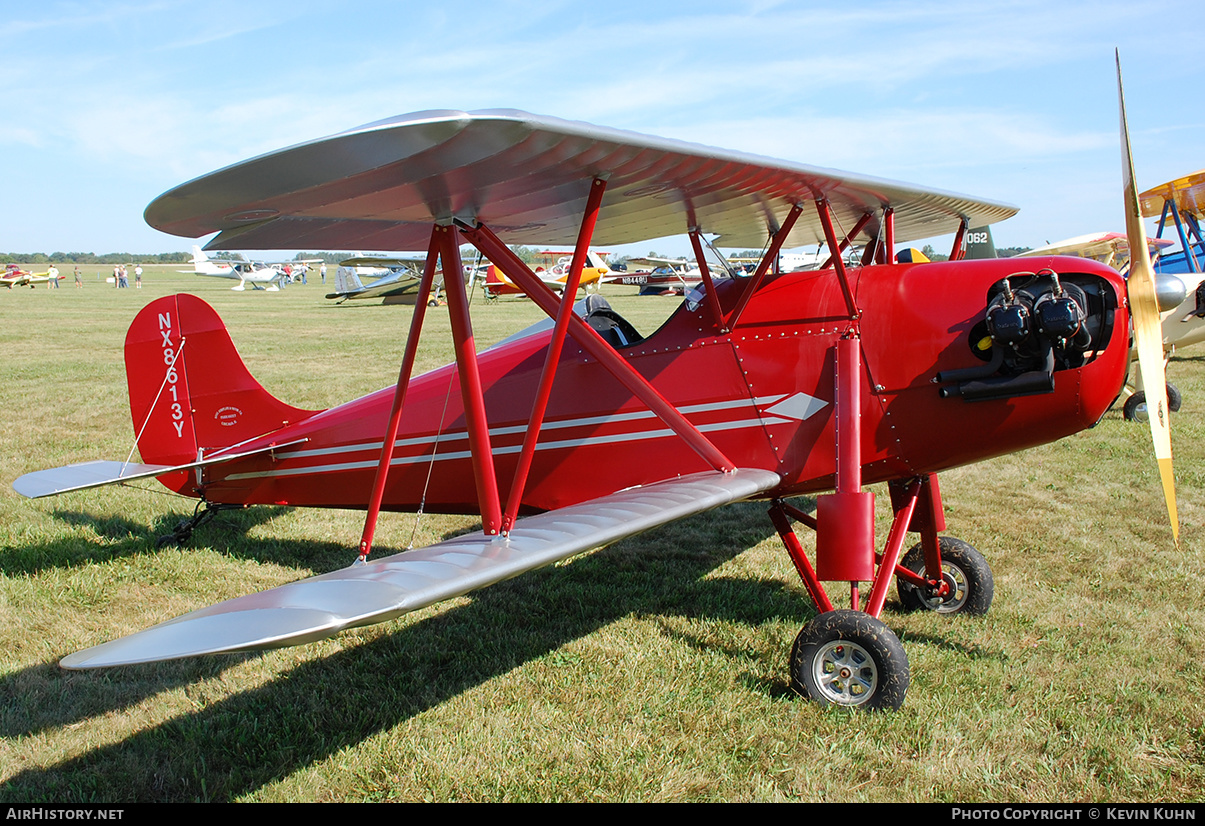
{"left": 135, "top": 264, "right": 142, "bottom": 288}
{"left": 74, "top": 266, "right": 82, "bottom": 288}
{"left": 320, "top": 262, "right": 326, "bottom": 284}
{"left": 47, "top": 264, "right": 59, "bottom": 288}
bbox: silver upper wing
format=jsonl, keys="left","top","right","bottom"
{"left": 61, "top": 468, "right": 781, "bottom": 669}
{"left": 145, "top": 109, "right": 1017, "bottom": 252}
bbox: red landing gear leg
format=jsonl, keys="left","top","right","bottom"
{"left": 771, "top": 472, "right": 995, "bottom": 710}
{"left": 770, "top": 337, "right": 910, "bottom": 711}
{"left": 891, "top": 474, "right": 995, "bottom": 616}
{"left": 770, "top": 491, "right": 913, "bottom": 712}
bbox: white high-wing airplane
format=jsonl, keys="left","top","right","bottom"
{"left": 730, "top": 248, "right": 858, "bottom": 273}
{"left": 182, "top": 246, "right": 320, "bottom": 291}
{"left": 181, "top": 245, "right": 233, "bottom": 276}
{"left": 605, "top": 255, "right": 710, "bottom": 295}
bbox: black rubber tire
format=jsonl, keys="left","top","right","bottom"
{"left": 1124, "top": 383, "right": 1182, "bottom": 421}
{"left": 789, "top": 609, "right": 909, "bottom": 711}
{"left": 896, "top": 536, "right": 994, "bottom": 615}
{"left": 1123, "top": 392, "right": 1144, "bottom": 421}
{"left": 1168, "top": 382, "right": 1183, "bottom": 413}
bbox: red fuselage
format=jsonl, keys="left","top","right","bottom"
{"left": 149, "top": 257, "right": 1130, "bottom": 514}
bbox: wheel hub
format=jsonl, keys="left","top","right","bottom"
{"left": 813, "top": 640, "right": 878, "bottom": 706}
{"left": 920, "top": 566, "right": 967, "bottom": 613}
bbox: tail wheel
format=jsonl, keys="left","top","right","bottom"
{"left": 790, "top": 610, "right": 909, "bottom": 711}
{"left": 896, "top": 536, "right": 994, "bottom": 615}
{"left": 1123, "top": 383, "right": 1182, "bottom": 421}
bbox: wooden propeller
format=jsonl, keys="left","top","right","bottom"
{"left": 1117, "top": 51, "right": 1179, "bottom": 546}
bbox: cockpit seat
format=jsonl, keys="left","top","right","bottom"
{"left": 583, "top": 294, "right": 644, "bottom": 348}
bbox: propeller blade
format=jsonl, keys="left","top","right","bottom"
{"left": 1118, "top": 51, "right": 1179, "bottom": 545}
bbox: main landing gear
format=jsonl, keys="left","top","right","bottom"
{"left": 770, "top": 474, "right": 995, "bottom": 712}
{"left": 769, "top": 338, "right": 995, "bottom": 710}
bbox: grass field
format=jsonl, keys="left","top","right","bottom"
{"left": 1, "top": 265, "right": 1203, "bottom": 802}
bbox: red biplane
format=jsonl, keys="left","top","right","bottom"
{"left": 2, "top": 263, "right": 51, "bottom": 289}
{"left": 14, "top": 88, "right": 1178, "bottom": 709}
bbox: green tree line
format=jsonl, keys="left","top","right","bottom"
{"left": 1, "top": 251, "right": 193, "bottom": 264}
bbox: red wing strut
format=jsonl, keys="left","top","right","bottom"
{"left": 61, "top": 469, "right": 780, "bottom": 669}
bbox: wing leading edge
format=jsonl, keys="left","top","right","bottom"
{"left": 145, "top": 109, "right": 1017, "bottom": 253}
{"left": 61, "top": 468, "right": 781, "bottom": 669}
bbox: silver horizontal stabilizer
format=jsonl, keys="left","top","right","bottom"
{"left": 60, "top": 468, "right": 780, "bottom": 669}
{"left": 14, "top": 460, "right": 176, "bottom": 498}
{"left": 13, "top": 439, "right": 307, "bottom": 499}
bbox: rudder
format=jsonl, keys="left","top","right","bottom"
{"left": 125, "top": 295, "right": 319, "bottom": 487}
{"left": 334, "top": 266, "right": 364, "bottom": 294}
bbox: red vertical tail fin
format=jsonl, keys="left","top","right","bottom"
{"left": 125, "top": 295, "right": 318, "bottom": 490}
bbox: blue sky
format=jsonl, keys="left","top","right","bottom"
{"left": 3, "top": 0, "right": 1203, "bottom": 256}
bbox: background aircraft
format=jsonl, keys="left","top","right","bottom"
{"left": 959, "top": 224, "right": 999, "bottom": 259}
{"left": 1021, "top": 228, "right": 1200, "bottom": 421}
{"left": 610, "top": 242, "right": 745, "bottom": 295}
{"left": 1, "top": 263, "right": 50, "bottom": 289}
{"left": 482, "top": 249, "right": 611, "bottom": 299}
{"left": 1020, "top": 231, "right": 1172, "bottom": 269}
{"left": 605, "top": 255, "right": 707, "bottom": 295}
{"left": 1115, "top": 170, "right": 1205, "bottom": 421}
{"left": 13, "top": 101, "right": 1174, "bottom": 713}
{"left": 326, "top": 254, "right": 433, "bottom": 303}
{"left": 183, "top": 245, "right": 320, "bottom": 291}
{"left": 1141, "top": 168, "right": 1205, "bottom": 276}
{"left": 620, "top": 246, "right": 859, "bottom": 297}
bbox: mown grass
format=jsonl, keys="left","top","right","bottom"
{"left": 1, "top": 266, "right": 1202, "bottom": 802}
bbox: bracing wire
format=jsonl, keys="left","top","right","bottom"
{"left": 407, "top": 243, "right": 482, "bottom": 549}
{"left": 123, "top": 337, "right": 186, "bottom": 474}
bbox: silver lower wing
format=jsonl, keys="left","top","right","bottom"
{"left": 61, "top": 468, "right": 781, "bottom": 669}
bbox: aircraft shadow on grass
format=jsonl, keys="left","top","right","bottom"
{"left": 0, "top": 495, "right": 994, "bottom": 802}
{"left": 0, "top": 506, "right": 330, "bottom": 579}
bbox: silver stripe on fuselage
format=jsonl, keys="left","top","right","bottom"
{"left": 223, "top": 415, "right": 790, "bottom": 481}
{"left": 269, "top": 393, "right": 789, "bottom": 462}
